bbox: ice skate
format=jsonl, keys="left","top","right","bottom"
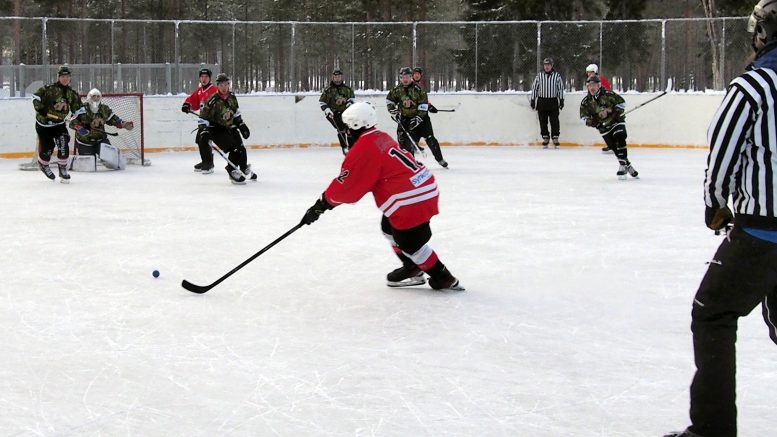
{"left": 228, "top": 169, "right": 246, "bottom": 185}
{"left": 602, "top": 146, "right": 613, "bottom": 154}
{"left": 428, "top": 267, "right": 465, "bottom": 291}
{"left": 616, "top": 164, "right": 627, "bottom": 180}
{"left": 244, "top": 164, "right": 258, "bottom": 182}
{"left": 194, "top": 162, "right": 203, "bottom": 172}
{"left": 542, "top": 136, "right": 550, "bottom": 149}
{"left": 57, "top": 163, "right": 70, "bottom": 184}
{"left": 626, "top": 164, "right": 639, "bottom": 178}
{"left": 663, "top": 431, "right": 705, "bottom": 437}
{"left": 437, "top": 159, "right": 448, "bottom": 169}
{"left": 201, "top": 165, "right": 214, "bottom": 175}
{"left": 386, "top": 265, "right": 425, "bottom": 287}
{"left": 39, "top": 162, "right": 56, "bottom": 181}
{"left": 552, "top": 136, "right": 560, "bottom": 149}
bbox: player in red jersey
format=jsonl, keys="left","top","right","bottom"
{"left": 300, "top": 102, "right": 463, "bottom": 291}
{"left": 182, "top": 68, "right": 219, "bottom": 173}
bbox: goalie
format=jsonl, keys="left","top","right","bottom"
{"left": 69, "top": 89, "right": 135, "bottom": 171}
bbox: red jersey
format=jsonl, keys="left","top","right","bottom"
{"left": 324, "top": 129, "right": 439, "bottom": 230}
{"left": 184, "top": 83, "right": 217, "bottom": 112}
{"left": 600, "top": 75, "right": 612, "bottom": 91}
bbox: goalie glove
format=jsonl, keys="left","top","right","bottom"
{"left": 409, "top": 115, "right": 423, "bottom": 130}
{"left": 238, "top": 123, "right": 250, "bottom": 139}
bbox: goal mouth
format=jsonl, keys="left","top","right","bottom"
{"left": 19, "top": 92, "right": 147, "bottom": 170}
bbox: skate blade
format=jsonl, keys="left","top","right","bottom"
{"left": 59, "top": 178, "right": 70, "bottom": 184}
{"left": 438, "top": 284, "right": 466, "bottom": 292}
{"left": 386, "top": 277, "right": 426, "bottom": 288}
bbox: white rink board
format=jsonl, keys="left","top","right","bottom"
{"left": 0, "top": 92, "right": 724, "bottom": 156}
{"left": 1, "top": 147, "right": 775, "bottom": 436}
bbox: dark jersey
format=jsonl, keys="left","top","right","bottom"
{"left": 319, "top": 82, "right": 355, "bottom": 113}
{"left": 386, "top": 83, "right": 429, "bottom": 118}
{"left": 69, "top": 103, "right": 126, "bottom": 144}
{"left": 32, "top": 82, "right": 85, "bottom": 127}
{"left": 579, "top": 88, "right": 626, "bottom": 132}
{"left": 200, "top": 92, "right": 243, "bottom": 129}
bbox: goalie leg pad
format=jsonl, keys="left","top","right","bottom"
{"left": 99, "top": 143, "right": 123, "bottom": 170}
{"left": 70, "top": 155, "right": 97, "bottom": 172}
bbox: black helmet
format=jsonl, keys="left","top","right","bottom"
{"left": 413, "top": 67, "right": 424, "bottom": 74}
{"left": 199, "top": 68, "right": 212, "bottom": 77}
{"left": 543, "top": 57, "right": 553, "bottom": 65}
{"left": 215, "top": 73, "right": 230, "bottom": 84}
{"left": 585, "top": 74, "right": 601, "bottom": 84}
{"left": 399, "top": 67, "right": 413, "bottom": 76}
{"left": 57, "top": 65, "right": 72, "bottom": 76}
{"left": 332, "top": 69, "right": 343, "bottom": 75}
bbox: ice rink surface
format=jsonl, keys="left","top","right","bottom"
{"left": 1, "top": 146, "right": 775, "bottom": 436}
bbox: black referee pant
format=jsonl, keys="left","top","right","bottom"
{"left": 688, "top": 226, "right": 777, "bottom": 437}
{"left": 536, "top": 97, "right": 560, "bottom": 140}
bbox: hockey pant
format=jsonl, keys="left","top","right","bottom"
{"left": 380, "top": 215, "right": 450, "bottom": 281}
{"left": 397, "top": 117, "right": 444, "bottom": 162}
{"left": 536, "top": 97, "right": 560, "bottom": 140}
{"left": 601, "top": 123, "right": 630, "bottom": 166}
{"left": 196, "top": 127, "right": 214, "bottom": 168}
{"left": 331, "top": 112, "right": 351, "bottom": 153}
{"left": 35, "top": 123, "right": 69, "bottom": 166}
{"left": 208, "top": 128, "right": 248, "bottom": 173}
{"left": 688, "top": 226, "right": 777, "bottom": 437}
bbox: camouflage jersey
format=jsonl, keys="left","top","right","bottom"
{"left": 386, "top": 83, "right": 429, "bottom": 118}
{"left": 32, "top": 82, "right": 85, "bottom": 127}
{"left": 199, "top": 92, "right": 243, "bottom": 129}
{"left": 69, "top": 103, "right": 126, "bottom": 144}
{"left": 579, "top": 88, "right": 626, "bottom": 132}
{"left": 319, "top": 82, "right": 355, "bottom": 114}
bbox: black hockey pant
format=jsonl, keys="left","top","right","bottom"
{"left": 380, "top": 215, "right": 448, "bottom": 279}
{"left": 397, "top": 117, "right": 444, "bottom": 162}
{"left": 329, "top": 113, "right": 351, "bottom": 153}
{"left": 36, "top": 123, "right": 70, "bottom": 165}
{"left": 688, "top": 226, "right": 777, "bottom": 437}
{"left": 208, "top": 128, "right": 248, "bottom": 173}
{"left": 196, "top": 127, "right": 214, "bottom": 168}
{"left": 601, "top": 124, "right": 630, "bottom": 165}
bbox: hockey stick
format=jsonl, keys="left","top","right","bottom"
{"left": 624, "top": 79, "right": 672, "bottom": 116}
{"left": 395, "top": 117, "right": 427, "bottom": 158}
{"left": 209, "top": 140, "right": 247, "bottom": 179}
{"left": 325, "top": 115, "right": 350, "bottom": 154}
{"left": 433, "top": 109, "right": 456, "bottom": 112}
{"left": 182, "top": 223, "right": 304, "bottom": 294}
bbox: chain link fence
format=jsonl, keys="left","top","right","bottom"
{"left": 0, "top": 16, "right": 751, "bottom": 96}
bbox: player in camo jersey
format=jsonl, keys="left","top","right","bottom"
{"left": 32, "top": 65, "right": 86, "bottom": 183}
{"left": 319, "top": 69, "right": 355, "bottom": 155}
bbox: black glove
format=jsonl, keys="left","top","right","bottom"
{"left": 181, "top": 102, "right": 191, "bottom": 113}
{"left": 301, "top": 196, "right": 333, "bottom": 226}
{"left": 238, "top": 123, "right": 250, "bottom": 139}
{"left": 585, "top": 118, "right": 598, "bottom": 128}
{"left": 559, "top": 99, "right": 564, "bottom": 111}
{"left": 705, "top": 205, "right": 733, "bottom": 231}
{"left": 429, "top": 104, "right": 438, "bottom": 114}
{"left": 388, "top": 106, "right": 399, "bottom": 122}
{"left": 409, "top": 115, "right": 423, "bottom": 130}
{"left": 530, "top": 99, "right": 536, "bottom": 110}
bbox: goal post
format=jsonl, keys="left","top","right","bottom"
{"left": 18, "top": 92, "right": 147, "bottom": 170}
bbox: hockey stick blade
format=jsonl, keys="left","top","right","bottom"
{"left": 181, "top": 223, "right": 304, "bottom": 294}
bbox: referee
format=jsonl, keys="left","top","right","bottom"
{"left": 666, "top": 2, "right": 777, "bottom": 436}
{"left": 530, "top": 57, "right": 564, "bottom": 148}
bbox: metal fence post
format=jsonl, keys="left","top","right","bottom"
{"left": 599, "top": 21, "right": 604, "bottom": 73}
{"left": 290, "top": 22, "right": 296, "bottom": 92}
{"left": 231, "top": 23, "right": 236, "bottom": 90}
{"left": 174, "top": 21, "right": 180, "bottom": 94}
{"left": 720, "top": 18, "right": 726, "bottom": 90}
{"left": 412, "top": 22, "right": 417, "bottom": 68}
{"left": 117, "top": 62, "right": 122, "bottom": 92}
{"left": 661, "top": 19, "right": 667, "bottom": 90}
{"left": 474, "top": 22, "right": 478, "bottom": 90}
{"left": 537, "top": 22, "right": 542, "bottom": 73}
{"left": 19, "top": 64, "right": 25, "bottom": 97}
{"left": 42, "top": 18, "right": 49, "bottom": 83}
{"left": 166, "top": 62, "right": 172, "bottom": 95}
{"left": 351, "top": 23, "right": 355, "bottom": 87}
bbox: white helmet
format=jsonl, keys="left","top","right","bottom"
{"left": 342, "top": 102, "right": 377, "bottom": 130}
{"left": 586, "top": 64, "right": 598, "bottom": 73}
{"left": 87, "top": 88, "right": 101, "bottom": 112}
{"left": 749, "top": 0, "right": 777, "bottom": 51}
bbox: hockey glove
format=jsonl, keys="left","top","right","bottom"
{"left": 429, "top": 104, "right": 438, "bottom": 114}
{"left": 238, "top": 123, "right": 250, "bottom": 139}
{"left": 388, "top": 105, "right": 399, "bottom": 121}
{"left": 559, "top": 99, "right": 564, "bottom": 111}
{"left": 324, "top": 107, "right": 334, "bottom": 119}
{"left": 530, "top": 99, "right": 536, "bottom": 110}
{"left": 409, "top": 116, "right": 423, "bottom": 130}
{"left": 301, "top": 196, "right": 333, "bottom": 226}
{"left": 181, "top": 102, "right": 191, "bottom": 113}
{"left": 705, "top": 206, "right": 733, "bottom": 231}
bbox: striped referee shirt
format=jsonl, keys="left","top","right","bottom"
{"left": 706, "top": 48, "right": 777, "bottom": 229}
{"left": 531, "top": 70, "right": 564, "bottom": 101}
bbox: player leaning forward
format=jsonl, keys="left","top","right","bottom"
{"left": 32, "top": 65, "right": 86, "bottom": 183}
{"left": 69, "top": 89, "right": 134, "bottom": 171}
{"left": 198, "top": 73, "right": 256, "bottom": 184}
{"left": 300, "top": 102, "right": 463, "bottom": 291}
{"left": 579, "top": 75, "right": 639, "bottom": 179}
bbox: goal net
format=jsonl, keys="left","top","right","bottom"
{"left": 19, "top": 92, "right": 147, "bottom": 170}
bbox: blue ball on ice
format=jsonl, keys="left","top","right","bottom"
{"left": 152, "top": 270, "right": 160, "bottom": 278}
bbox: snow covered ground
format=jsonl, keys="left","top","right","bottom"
{"left": 1, "top": 146, "right": 775, "bottom": 436}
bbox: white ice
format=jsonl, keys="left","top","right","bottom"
{"left": 1, "top": 147, "right": 775, "bottom": 436}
